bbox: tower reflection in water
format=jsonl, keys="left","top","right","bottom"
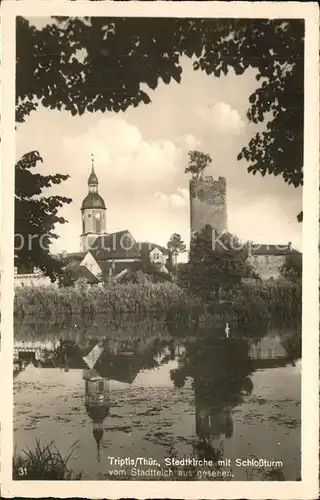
{"left": 14, "top": 326, "right": 301, "bottom": 469}
{"left": 171, "top": 336, "right": 255, "bottom": 461}
{"left": 83, "top": 368, "right": 110, "bottom": 462}
{"left": 169, "top": 327, "right": 301, "bottom": 463}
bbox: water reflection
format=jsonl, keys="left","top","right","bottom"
{"left": 83, "top": 368, "right": 110, "bottom": 462}
{"left": 168, "top": 337, "right": 255, "bottom": 462}
{"left": 14, "top": 317, "right": 301, "bottom": 480}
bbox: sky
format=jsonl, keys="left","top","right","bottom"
{"left": 16, "top": 18, "right": 302, "bottom": 257}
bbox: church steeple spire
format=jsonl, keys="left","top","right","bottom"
{"left": 93, "top": 423, "right": 104, "bottom": 462}
{"left": 88, "top": 153, "right": 98, "bottom": 191}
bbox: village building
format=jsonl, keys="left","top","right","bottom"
{"left": 139, "top": 242, "right": 171, "bottom": 273}
{"left": 59, "top": 163, "right": 173, "bottom": 283}
{"left": 247, "top": 242, "right": 301, "bottom": 281}
{"left": 189, "top": 175, "right": 301, "bottom": 281}
{"left": 14, "top": 165, "right": 301, "bottom": 287}
{"left": 14, "top": 162, "right": 171, "bottom": 287}
{"left": 14, "top": 266, "right": 53, "bottom": 288}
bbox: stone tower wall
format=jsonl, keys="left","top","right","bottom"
{"left": 80, "top": 233, "right": 101, "bottom": 253}
{"left": 190, "top": 176, "right": 228, "bottom": 235}
{"left": 80, "top": 208, "right": 107, "bottom": 252}
{"left": 81, "top": 208, "right": 106, "bottom": 235}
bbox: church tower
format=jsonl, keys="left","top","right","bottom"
{"left": 83, "top": 368, "right": 110, "bottom": 463}
{"left": 80, "top": 155, "right": 107, "bottom": 253}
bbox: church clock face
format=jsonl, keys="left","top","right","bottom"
{"left": 95, "top": 212, "right": 101, "bottom": 219}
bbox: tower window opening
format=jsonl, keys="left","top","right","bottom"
{"left": 95, "top": 218, "right": 101, "bottom": 233}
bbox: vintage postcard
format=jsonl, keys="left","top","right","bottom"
{"left": 0, "top": 1, "right": 319, "bottom": 498}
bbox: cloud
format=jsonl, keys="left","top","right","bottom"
{"left": 155, "top": 187, "right": 189, "bottom": 208}
{"left": 63, "top": 116, "right": 183, "bottom": 192}
{"left": 197, "top": 101, "right": 245, "bottom": 135}
{"left": 183, "top": 134, "right": 202, "bottom": 150}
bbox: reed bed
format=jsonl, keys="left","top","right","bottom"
{"left": 166, "top": 280, "right": 301, "bottom": 327}
{"left": 238, "top": 281, "right": 302, "bottom": 323}
{"left": 14, "top": 282, "right": 186, "bottom": 320}
{"left": 14, "top": 280, "right": 301, "bottom": 325}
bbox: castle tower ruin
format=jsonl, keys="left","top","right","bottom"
{"left": 190, "top": 176, "right": 228, "bottom": 237}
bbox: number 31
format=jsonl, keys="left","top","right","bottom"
{"left": 18, "top": 467, "right": 27, "bottom": 476}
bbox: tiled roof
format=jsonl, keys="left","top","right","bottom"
{"left": 98, "top": 260, "right": 140, "bottom": 276}
{"left": 64, "top": 262, "right": 99, "bottom": 284}
{"left": 78, "top": 266, "right": 100, "bottom": 284}
{"left": 92, "top": 230, "right": 141, "bottom": 260}
{"left": 139, "top": 242, "right": 169, "bottom": 256}
{"left": 58, "top": 252, "right": 85, "bottom": 261}
{"left": 249, "top": 244, "right": 300, "bottom": 256}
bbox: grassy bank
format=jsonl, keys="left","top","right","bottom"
{"left": 14, "top": 280, "right": 301, "bottom": 324}
{"left": 13, "top": 440, "right": 81, "bottom": 480}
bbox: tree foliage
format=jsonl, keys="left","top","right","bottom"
{"left": 167, "top": 233, "right": 187, "bottom": 257}
{"left": 280, "top": 252, "right": 302, "bottom": 282}
{"left": 15, "top": 16, "right": 303, "bottom": 277}
{"left": 16, "top": 17, "right": 304, "bottom": 190}
{"left": 15, "top": 151, "right": 72, "bottom": 281}
{"left": 179, "top": 225, "right": 256, "bottom": 301}
{"left": 57, "top": 258, "right": 83, "bottom": 288}
{"left": 185, "top": 150, "right": 212, "bottom": 180}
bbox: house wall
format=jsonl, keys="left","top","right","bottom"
{"left": 80, "top": 252, "right": 102, "bottom": 278}
{"left": 14, "top": 273, "right": 55, "bottom": 288}
{"left": 190, "top": 176, "right": 228, "bottom": 236}
{"left": 149, "top": 247, "right": 167, "bottom": 264}
{"left": 248, "top": 254, "right": 285, "bottom": 280}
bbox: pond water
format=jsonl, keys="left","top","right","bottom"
{"left": 13, "top": 316, "right": 301, "bottom": 481}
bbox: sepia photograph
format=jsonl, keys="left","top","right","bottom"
{"left": 0, "top": 2, "right": 319, "bottom": 499}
